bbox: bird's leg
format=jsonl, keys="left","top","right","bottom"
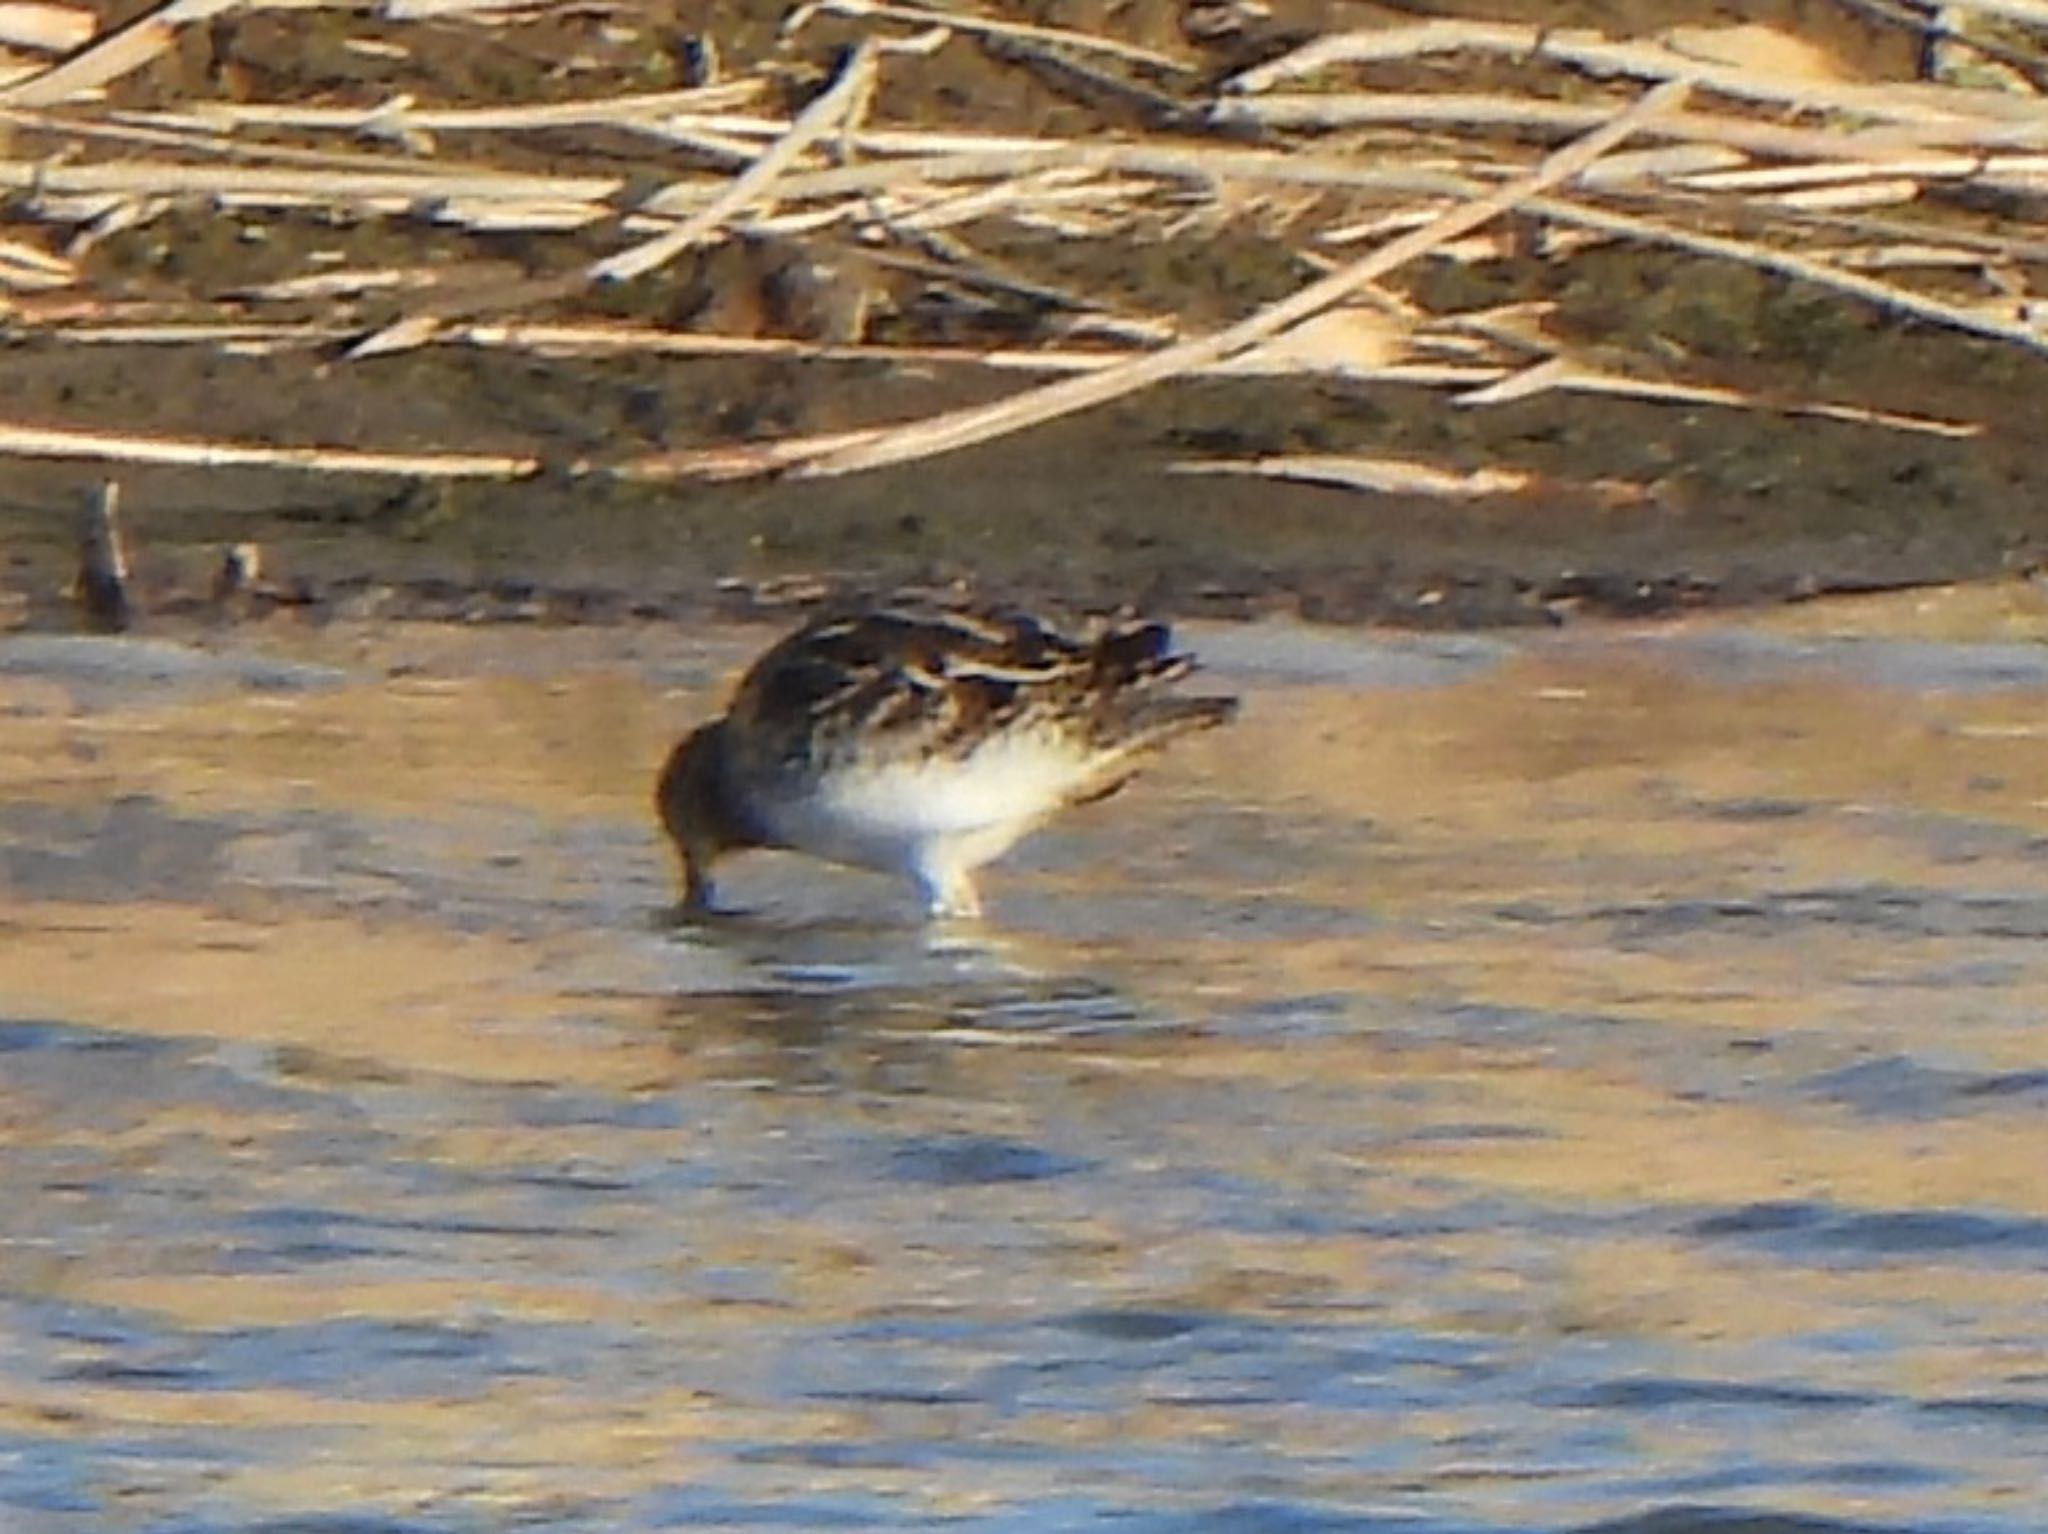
{"left": 915, "top": 857, "right": 984, "bottom": 922}
{"left": 675, "top": 853, "right": 725, "bottom": 919}
{"left": 684, "top": 870, "right": 715, "bottom": 913}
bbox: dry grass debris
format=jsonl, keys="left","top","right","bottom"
{"left": 1, "top": 2, "right": 2044, "bottom": 487}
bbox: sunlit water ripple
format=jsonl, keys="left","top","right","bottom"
{"left": 1, "top": 601, "right": 2044, "bottom": 1533}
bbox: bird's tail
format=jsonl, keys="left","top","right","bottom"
{"left": 1066, "top": 692, "right": 1235, "bottom": 808}
{"left": 1114, "top": 691, "right": 1240, "bottom": 752}
{"left": 1084, "top": 621, "right": 1238, "bottom": 749}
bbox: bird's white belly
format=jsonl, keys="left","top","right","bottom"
{"left": 756, "top": 736, "right": 1091, "bottom": 876}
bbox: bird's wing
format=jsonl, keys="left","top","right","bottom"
{"left": 725, "top": 604, "right": 1207, "bottom": 771}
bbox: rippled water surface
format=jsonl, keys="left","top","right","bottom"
{"left": 3, "top": 593, "right": 2046, "bottom": 1534}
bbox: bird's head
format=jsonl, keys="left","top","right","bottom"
{"left": 654, "top": 720, "right": 754, "bottom": 913}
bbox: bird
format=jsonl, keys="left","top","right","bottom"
{"left": 656, "top": 603, "right": 1239, "bottom": 920}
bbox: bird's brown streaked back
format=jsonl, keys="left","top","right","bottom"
{"left": 655, "top": 602, "right": 1238, "bottom": 919}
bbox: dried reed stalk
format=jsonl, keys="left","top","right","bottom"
{"left": 1171, "top": 455, "right": 1533, "bottom": 497}
{"left": 1226, "top": 19, "right": 2048, "bottom": 130}
{"left": 0, "top": 158, "right": 622, "bottom": 205}
{"left": 0, "top": 0, "right": 239, "bottom": 107}
{"left": 41, "top": 316, "right": 1495, "bottom": 391}
{"left": 1528, "top": 195, "right": 2048, "bottom": 357}
{"left": 591, "top": 40, "right": 881, "bottom": 284}
{"left": 0, "top": 2, "right": 93, "bottom": 53}
{"left": 0, "top": 420, "right": 540, "bottom": 477}
{"left": 118, "top": 81, "right": 765, "bottom": 137}
{"left": 1458, "top": 357, "right": 1980, "bottom": 437}
{"left": 1212, "top": 92, "right": 2048, "bottom": 162}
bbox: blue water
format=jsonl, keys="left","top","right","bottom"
{"left": 0, "top": 620, "right": 2043, "bottom": 1533}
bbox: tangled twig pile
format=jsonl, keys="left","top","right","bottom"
{"left": 2, "top": 0, "right": 2045, "bottom": 493}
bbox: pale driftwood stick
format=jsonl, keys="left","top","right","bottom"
{"left": 0, "top": 0, "right": 237, "bottom": 106}
{"left": 117, "top": 81, "right": 766, "bottom": 136}
{"left": 436, "top": 198, "right": 607, "bottom": 232}
{"left": 45, "top": 319, "right": 1486, "bottom": 386}
{"left": 1576, "top": 143, "right": 1749, "bottom": 188}
{"left": 1225, "top": 20, "right": 2048, "bottom": 129}
{"left": 1976, "top": 158, "right": 2048, "bottom": 194}
{"left": 0, "top": 420, "right": 540, "bottom": 477}
{"left": 717, "top": 201, "right": 866, "bottom": 236}
{"left": 346, "top": 313, "right": 451, "bottom": 361}
{"left": 1763, "top": 179, "right": 1924, "bottom": 211}
{"left": 1833, "top": 242, "right": 2017, "bottom": 270}
{"left": 653, "top": 112, "right": 1070, "bottom": 157}
{"left": 56, "top": 322, "right": 349, "bottom": 344}
{"left": 237, "top": 265, "right": 472, "bottom": 301}
{"left": 1224, "top": 17, "right": 1541, "bottom": 89}
{"left": 0, "top": 158, "right": 623, "bottom": 205}
{"left": 1458, "top": 358, "right": 1981, "bottom": 439}
{"left": 798, "top": 0, "right": 1196, "bottom": 72}
{"left": 591, "top": 40, "right": 879, "bottom": 284}
{"left": 1564, "top": 374, "right": 1983, "bottom": 438}
{"left": 1779, "top": 204, "right": 2048, "bottom": 265}
{"left": 1171, "top": 455, "right": 1532, "bottom": 497}
{"left": 0, "top": 234, "right": 73, "bottom": 286}
{"left": 1428, "top": 298, "right": 1563, "bottom": 358}
{"left": 0, "top": 2, "right": 94, "bottom": 53}
{"left": 1977, "top": 153, "right": 2048, "bottom": 175}
{"left": 615, "top": 79, "right": 1689, "bottom": 483}
{"left": 1315, "top": 205, "right": 1455, "bottom": 246}
{"left": 623, "top": 98, "right": 2048, "bottom": 179}
{"left": 1678, "top": 155, "right": 1985, "bottom": 190}
{"left": 1528, "top": 194, "right": 2048, "bottom": 357}
{"left": 1211, "top": 92, "right": 2048, "bottom": 162}
{"left": 452, "top": 325, "right": 1493, "bottom": 389}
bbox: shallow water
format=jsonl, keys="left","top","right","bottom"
{"left": 2, "top": 594, "right": 2045, "bottom": 1534}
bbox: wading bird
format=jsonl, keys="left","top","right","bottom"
{"left": 657, "top": 604, "right": 1238, "bottom": 919}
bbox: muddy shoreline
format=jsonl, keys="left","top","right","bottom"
{"left": 10, "top": 306, "right": 2047, "bottom": 634}
{"left": 3, "top": 368, "right": 2035, "bottom": 633}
